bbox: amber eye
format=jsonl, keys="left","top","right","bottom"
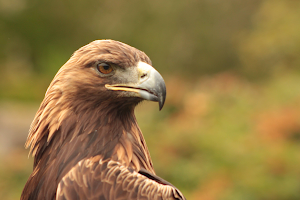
{"left": 97, "top": 63, "right": 113, "bottom": 74}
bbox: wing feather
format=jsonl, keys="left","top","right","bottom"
{"left": 57, "top": 157, "right": 185, "bottom": 200}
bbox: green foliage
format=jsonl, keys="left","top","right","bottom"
{"left": 238, "top": 0, "right": 300, "bottom": 78}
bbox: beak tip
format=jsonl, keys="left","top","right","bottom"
{"left": 159, "top": 103, "right": 163, "bottom": 111}
{"left": 158, "top": 90, "right": 166, "bottom": 111}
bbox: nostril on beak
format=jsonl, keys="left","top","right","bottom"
{"left": 141, "top": 73, "right": 147, "bottom": 79}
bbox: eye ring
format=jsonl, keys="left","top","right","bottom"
{"left": 97, "top": 63, "right": 113, "bottom": 74}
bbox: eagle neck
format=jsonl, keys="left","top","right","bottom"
{"left": 93, "top": 104, "right": 155, "bottom": 174}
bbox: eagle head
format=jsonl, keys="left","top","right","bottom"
{"left": 26, "top": 39, "right": 167, "bottom": 166}
{"left": 52, "top": 40, "right": 166, "bottom": 112}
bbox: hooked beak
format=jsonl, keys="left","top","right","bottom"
{"left": 105, "top": 62, "right": 166, "bottom": 110}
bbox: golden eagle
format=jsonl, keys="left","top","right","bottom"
{"left": 21, "top": 40, "right": 185, "bottom": 200}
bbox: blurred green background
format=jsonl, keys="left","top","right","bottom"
{"left": 1, "top": 0, "right": 300, "bottom": 199}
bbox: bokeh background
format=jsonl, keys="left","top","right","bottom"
{"left": 1, "top": 0, "right": 300, "bottom": 199}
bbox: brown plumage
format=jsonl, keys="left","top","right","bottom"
{"left": 21, "top": 40, "right": 185, "bottom": 200}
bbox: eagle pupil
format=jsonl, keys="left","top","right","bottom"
{"left": 103, "top": 64, "right": 109, "bottom": 70}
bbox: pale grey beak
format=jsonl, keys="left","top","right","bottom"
{"left": 105, "top": 62, "right": 166, "bottom": 110}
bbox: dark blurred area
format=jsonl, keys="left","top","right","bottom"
{"left": 1, "top": 0, "right": 300, "bottom": 199}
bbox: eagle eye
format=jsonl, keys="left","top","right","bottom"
{"left": 97, "top": 63, "right": 113, "bottom": 74}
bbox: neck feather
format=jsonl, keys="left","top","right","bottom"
{"left": 26, "top": 90, "right": 154, "bottom": 173}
